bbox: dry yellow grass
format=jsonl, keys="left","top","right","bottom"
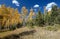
{"left": 0, "top": 27, "right": 32, "bottom": 38}
{"left": 0, "top": 26, "right": 60, "bottom": 39}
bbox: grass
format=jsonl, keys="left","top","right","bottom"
{"left": 44, "top": 24, "right": 60, "bottom": 31}
{"left": 0, "top": 25, "right": 60, "bottom": 39}
{"left": 44, "top": 26, "right": 58, "bottom": 31}
{"left": 0, "top": 27, "right": 33, "bottom": 38}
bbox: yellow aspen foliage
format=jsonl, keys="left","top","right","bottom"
{"left": 21, "top": 6, "right": 28, "bottom": 17}
{"left": 21, "top": 6, "right": 28, "bottom": 24}
{"left": 0, "top": 5, "right": 22, "bottom": 27}
{"left": 5, "top": 19, "right": 10, "bottom": 27}
{"left": 29, "top": 8, "right": 34, "bottom": 20}
{"left": 48, "top": 11, "right": 52, "bottom": 15}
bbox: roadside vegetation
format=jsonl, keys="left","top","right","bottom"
{"left": 0, "top": 4, "right": 60, "bottom": 39}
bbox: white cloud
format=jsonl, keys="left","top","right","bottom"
{"left": 34, "top": 4, "right": 39, "bottom": 8}
{"left": 12, "top": 0, "right": 20, "bottom": 6}
{"left": 46, "top": 2, "right": 57, "bottom": 11}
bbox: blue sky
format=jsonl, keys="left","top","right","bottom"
{"left": 0, "top": 0, "right": 60, "bottom": 13}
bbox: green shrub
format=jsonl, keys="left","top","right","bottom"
{"left": 9, "top": 25, "right": 16, "bottom": 30}
{"left": 45, "top": 26, "right": 57, "bottom": 31}
{"left": 17, "top": 23, "right": 23, "bottom": 28}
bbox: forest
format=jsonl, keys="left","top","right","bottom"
{"left": 0, "top": 4, "right": 60, "bottom": 30}
{"left": 0, "top": 4, "right": 60, "bottom": 39}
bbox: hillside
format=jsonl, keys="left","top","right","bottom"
{"left": 0, "top": 26, "right": 60, "bottom": 39}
